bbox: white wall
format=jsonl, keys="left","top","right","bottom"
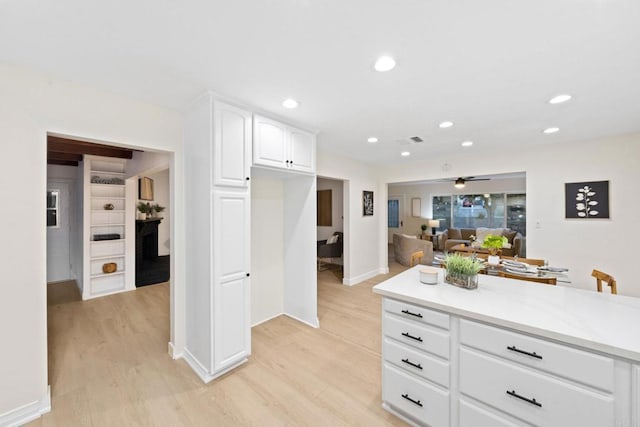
{"left": 316, "top": 177, "right": 344, "bottom": 241}
{"left": 389, "top": 177, "right": 526, "bottom": 236}
{"left": 250, "top": 175, "right": 284, "bottom": 325}
{"left": 0, "top": 64, "right": 184, "bottom": 419}
{"left": 145, "top": 169, "right": 171, "bottom": 256}
{"left": 317, "top": 148, "right": 386, "bottom": 285}
{"left": 380, "top": 134, "right": 640, "bottom": 297}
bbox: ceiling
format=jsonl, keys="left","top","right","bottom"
{"left": 3, "top": 0, "right": 640, "bottom": 165}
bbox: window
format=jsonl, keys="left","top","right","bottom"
{"left": 432, "top": 196, "right": 451, "bottom": 230}
{"left": 47, "top": 190, "right": 59, "bottom": 227}
{"left": 388, "top": 199, "right": 399, "bottom": 228}
{"left": 433, "top": 193, "right": 526, "bottom": 235}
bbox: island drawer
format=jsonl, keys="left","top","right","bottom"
{"left": 384, "top": 298, "right": 449, "bottom": 330}
{"left": 384, "top": 314, "right": 450, "bottom": 359}
{"left": 459, "top": 398, "right": 522, "bottom": 427}
{"left": 383, "top": 363, "right": 449, "bottom": 427}
{"left": 459, "top": 348, "right": 615, "bottom": 427}
{"left": 383, "top": 337, "right": 450, "bottom": 388}
{"left": 460, "top": 319, "right": 615, "bottom": 392}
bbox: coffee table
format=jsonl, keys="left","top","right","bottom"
{"left": 449, "top": 243, "right": 489, "bottom": 255}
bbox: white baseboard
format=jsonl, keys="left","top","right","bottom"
{"left": 342, "top": 267, "right": 388, "bottom": 286}
{"left": 283, "top": 313, "right": 320, "bottom": 328}
{"left": 0, "top": 386, "right": 51, "bottom": 427}
{"left": 181, "top": 348, "right": 247, "bottom": 384}
{"left": 168, "top": 341, "right": 182, "bottom": 359}
{"left": 251, "top": 312, "right": 284, "bottom": 328}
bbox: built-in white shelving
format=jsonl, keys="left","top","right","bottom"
{"left": 82, "top": 155, "right": 133, "bottom": 300}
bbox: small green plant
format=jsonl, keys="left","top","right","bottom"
{"left": 151, "top": 204, "right": 165, "bottom": 215}
{"left": 444, "top": 253, "right": 484, "bottom": 276}
{"left": 481, "top": 234, "right": 508, "bottom": 255}
{"left": 137, "top": 202, "right": 152, "bottom": 214}
{"left": 421, "top": 224, "right": 427, "bottom": 232}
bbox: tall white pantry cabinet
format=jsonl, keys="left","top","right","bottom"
{"left": 184, "top": 94, "right": 252, "bottom": 382}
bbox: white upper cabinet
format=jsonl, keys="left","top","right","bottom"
{"left": 289, "top": 127, "right": 315, "bottom": 173}
{"left": 213, "top": 101, "right": 252, "bottom": 188}
{"left": 253, "top": 114, "right": 316, "bottom": 174}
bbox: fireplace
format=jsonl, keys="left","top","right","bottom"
{"left": 136, "top": 218, "right": 169, "bottom": 286}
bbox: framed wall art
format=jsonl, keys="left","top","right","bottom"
{"left": 565, "top": 180, "right": 609, "bottom": 219}
{"left": 363, "top": 191, "right": 374, "bottom": 216}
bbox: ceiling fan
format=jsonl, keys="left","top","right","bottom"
{"left": 447, "top": 176, "right": 491, "bottom": 189}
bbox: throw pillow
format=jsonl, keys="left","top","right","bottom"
{"left": 447, "top": 228, "right": 462, "bottom": 240}
{"left": 503, "top": 230, "right": 517, "bottom": 244}
{"left": 327, "top": 234, "right": 339, "bottom": 244}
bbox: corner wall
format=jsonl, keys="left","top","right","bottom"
{"left": 380, "top": 134, "right": 640, "bottom": 297}
{"left": 0, "top": 64, "right": 184, "bottom": 420}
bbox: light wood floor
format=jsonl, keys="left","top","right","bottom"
{"left": 31, "top": 259, "right": 409, "bottom": 426}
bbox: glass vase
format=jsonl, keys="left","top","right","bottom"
{"left": 445, "top": 270, "right": 478, "bottom": 289}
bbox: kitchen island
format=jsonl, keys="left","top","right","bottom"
{"left": 373, "top": 265, "right": 640, "bottom": 426}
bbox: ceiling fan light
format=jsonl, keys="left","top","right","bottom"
{"left": 454, "top": 178, "right": 465, "bottom": 189}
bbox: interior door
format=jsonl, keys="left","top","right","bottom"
{"left": 47, "top": 181, "right": 71, "bottom": 282}
{"left": 387, "top": 196, "right": 404, "bottom": 243}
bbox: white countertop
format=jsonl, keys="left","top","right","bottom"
{"left": 373, "top": 266, "right": 640, "bottom": 362}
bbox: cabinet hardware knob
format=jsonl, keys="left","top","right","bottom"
{"left": 401, "top": 394, "right": 423, "bottom": 407}
{"left": 246, "top": 273, "right": 250, "bottom": 277}
{"left": 401, "top": 358, "right": 423, "bottom": 370}
{"left": 246, "top": 177, "right": 250, "bottom": 181}
{"left": 401, "top": 309, "right": 423, "bottom": 318}
{"left": 507, "top": 345, "right": 542, "bottom": 359}
{"left": 401, "top": 332, "right": 423, "bottom": 342}
{"left": 506, "top": 390, "right": 542, "bottom": 407}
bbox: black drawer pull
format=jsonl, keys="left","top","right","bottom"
{"left": 401, "top": 309, "right": 423, "bottom": 318}
{"left": 507, "top": 345, "right": 542, "bottom": 359}
{"left": 401, "top": 393, "right": 423, "bottom": 407}
{"left": 506, "top": 390, "right": 542, "bottom": 407}
{"left": 401, "top": 332, "right": 423, "bottom": 342}
{"left": 401, "top": 358, "right": 423, "bottom": 370}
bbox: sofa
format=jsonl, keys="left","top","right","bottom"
{"left": 439, "top": 227, "right": 523, "bottom": 257}
{"left": 393, "top": 234, "right": 434, "bottom": 266}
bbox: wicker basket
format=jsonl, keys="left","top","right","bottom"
{"left": 102, "top": 262, "right": 117, "bottom": 274}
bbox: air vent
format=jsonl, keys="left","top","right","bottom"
{"left": 409, "top": 136, "right": 424, "bottom": 143}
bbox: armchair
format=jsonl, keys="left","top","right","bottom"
{"left": 317, "top": 232, "right": 343, "bottom": 270}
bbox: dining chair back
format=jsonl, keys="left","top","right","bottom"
{"left": 498, "top": 271, "right": 557, "bottom": 285}
{"left": 591, "top": 269, "right": 617, "bottom": 294}
{"left": 410, "top": 251, "right": 425, "bottom": 267}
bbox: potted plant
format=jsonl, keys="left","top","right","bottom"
{"left": 444, "top": 253, "right": 484, "bottom": 289}
{"left": 482, "top": 234, "right": 511, "bottom": 264}
{"left": 151, "top": 203, "right": 165, "bottom": 218}
{"left": 137, "top": 201, "right": 152, "bottom": 220}
{"left": 421, "top": 224, "right": 428, "bottom": 236}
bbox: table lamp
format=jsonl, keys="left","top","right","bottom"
{"left": 428, "top": 219, "right": 440, "bottom": 235}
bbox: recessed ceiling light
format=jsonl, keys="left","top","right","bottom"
{"left": 374, "top": 56, "right": 396, "bottom": 72}
{"left": 282, "top": 98, "right": 299, "bottom": 109}
{"left": 461, "top": 141, "right": 474, "bottom": 147}
{"left": 543, "top": 127, "right": 560, "bottom": 134}
{"left": 367, "top": 137, "right": 378, "bottom": 143}
{"left": 548, "top": 94, "right": 572, "bottom": 104}
{"left": 400, "top": 151, "right": 411, "bottom": 157}
{"left": 439, "top": 121, "right": 454, "bottom": 128}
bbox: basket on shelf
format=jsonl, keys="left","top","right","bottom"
{"left": 102, "top": 262, "right": 117, "bottom": 274}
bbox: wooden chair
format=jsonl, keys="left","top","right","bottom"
{"left": 592, "top": 269, "right": 617, "bottom": 294}
{"left": 501, "top": 256, "right": 545, "bottom": 267}
{"left": 410, "top": 251, "right": 424, "bottom": 267}
{"left": 498, "top": 271, "right": 557, "bottom": 285}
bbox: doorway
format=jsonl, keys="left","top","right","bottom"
{"left": 316, "top": 177, "right": 345, "bottom": 283}
{"left": 47, "top": 180, "right": 74, "bottom": 282}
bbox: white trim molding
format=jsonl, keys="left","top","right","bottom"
{"left": 181, "top": 348, "right": 247, "bottom": 384}
{"left": 342, "top": 267, "right": 388, "bottom": 286}
{"left": 0, "top": 386, "right": 51, "bottom": 427}
{"left": 283, "top": 313, "right": 320, "bottom": 329}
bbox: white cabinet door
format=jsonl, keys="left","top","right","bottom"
{"left": 213, "top": 102, "right": 252, "bottom": 188}
{"left": 212, "top": 191, "right": 251, "bottom": 372}
{"left": 253, "top": 115, "right": 288, "bottom": 169}
{"left": 289, "top": 127, "right": 315, "bottom": 173}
